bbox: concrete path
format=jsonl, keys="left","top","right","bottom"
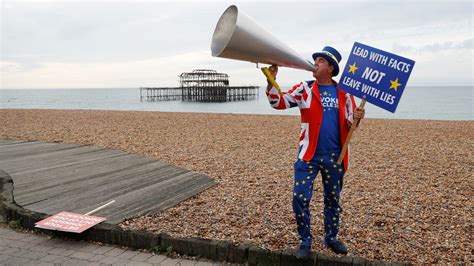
{"left": 0, "top": 224, "right": 222, "bottom": 265}
{"left": 0, "top": 140, "right": 216, "bottom": 224}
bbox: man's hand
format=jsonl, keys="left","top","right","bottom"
{"left": 266, "top": 65, "right": 279, "bottom": 90}
{"left": 353, "top": 107, "right": 365, "bottom": 120}
{"left": 268, "top": 65, "right": 278, "bottom": 80}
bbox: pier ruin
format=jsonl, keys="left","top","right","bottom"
{"left": 140, "top": 69, "right": 259, "bottom": 102}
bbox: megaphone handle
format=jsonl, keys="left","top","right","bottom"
{"left": 261, "top": 67, "right": 282, "bottom": 96}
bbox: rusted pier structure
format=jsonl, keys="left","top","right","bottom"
{"left": 139, "top": 87, "right": 182, "bottom": 101}
{"left": 140, "top": 69, "right": 259, "bottom": 102}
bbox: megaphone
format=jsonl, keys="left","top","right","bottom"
{"left": 211, "top": 5, "right": 316, "bottom": 72}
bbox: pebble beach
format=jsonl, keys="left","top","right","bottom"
{"left": 0, "top": 109, "right": 471, "bottom": 264}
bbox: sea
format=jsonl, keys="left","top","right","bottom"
{"left": 0, "top": 86, "right": 472, "bottom": 121}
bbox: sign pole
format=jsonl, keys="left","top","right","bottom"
{"left": 337, "top": 96, "right": 366, "bottom": 165}
{"left": 84, "top": 200, "right": 115, "bottom": 216}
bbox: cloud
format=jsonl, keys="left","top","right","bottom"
{"left": 392, "top": 38, "right": 474, "bottom": 54}
{"left": 1, "top": 0, "right": 473, "bottom": 88}
{"left": 0, "top": 61, "right": 44, "bottom": 73}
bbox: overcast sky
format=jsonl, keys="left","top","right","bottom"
{"left": 1, "top": 0, "right": 472, "bottom": 89}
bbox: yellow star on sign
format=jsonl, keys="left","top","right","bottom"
{"left": 348, "top": 62, "right": 358, "bottom": 74}
{"left": 389, "top": 78, "right": 402, "bottom": 91}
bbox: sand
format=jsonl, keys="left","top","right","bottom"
{"left": 0, "top": 109, "right": 472, "bottom": 264}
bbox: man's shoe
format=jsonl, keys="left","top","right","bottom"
{"left": 295, "top": 246, "right": 311, "bottom": 259}
{"left": 326, "top": 240, "right": 348, "bottom": 255}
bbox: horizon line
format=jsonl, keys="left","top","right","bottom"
{"left": 1, "top": 85, "right": 473, "bottom": 90}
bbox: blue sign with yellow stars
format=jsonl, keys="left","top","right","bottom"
{"left": 338, "top": 42, "right": 415, "bottom": 113}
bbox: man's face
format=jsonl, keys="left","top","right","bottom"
{"left": 313, "top": 57, "right": 334, "bottom": 79}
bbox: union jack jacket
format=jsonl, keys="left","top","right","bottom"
{"left": 266, "top": 80, "right": 356, "bottom": 170}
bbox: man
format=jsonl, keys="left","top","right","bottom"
{"left": 265, "top": 46, "right": 365, "bottom": 259}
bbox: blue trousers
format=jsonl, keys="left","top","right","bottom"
{"left": 292, "top": 152, "right": 345, "bottom": 247}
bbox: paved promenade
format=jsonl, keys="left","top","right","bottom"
{"left": 0, "top": 225, "right": 219, "bottom": 265}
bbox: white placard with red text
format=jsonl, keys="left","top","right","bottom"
{"left": 35, "top": 211, "right": 106, "bottom": 233}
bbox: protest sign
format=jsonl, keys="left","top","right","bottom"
{"left": 336, "top": 42, "right": 415, "bottom": 164}
{"left": 35, "top": 211, "right": 106, "bottom": 233}
{"left": 339, "top": 42, "right": 415, "bottom": 113}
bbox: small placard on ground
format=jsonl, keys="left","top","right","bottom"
{"left": 35, "top": 211, "right": 106, "bottom": 233}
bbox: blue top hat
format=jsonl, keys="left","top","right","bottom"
{"left": 312, "top": 46, "right": 342, "bottom": 76}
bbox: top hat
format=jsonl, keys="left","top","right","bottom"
{"left": 312, "top": 46, "right": 342, "bottom": 76}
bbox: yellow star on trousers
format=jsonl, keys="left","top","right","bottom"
{"left": 389, "top": 78, "right": 402, "bottom": 91}
{"left": 348, "top": 62, "right": 358, "bottom": 74}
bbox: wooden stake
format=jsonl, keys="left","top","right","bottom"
{"left": 84, "top": 200, "right": 115, "bottom": 216}
{"left": 337, "top": 96, "right": 366, "bottom": 165}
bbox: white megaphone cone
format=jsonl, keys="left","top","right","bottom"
{"left": 211, "top": 5, "right": 316, "bottom": 72}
